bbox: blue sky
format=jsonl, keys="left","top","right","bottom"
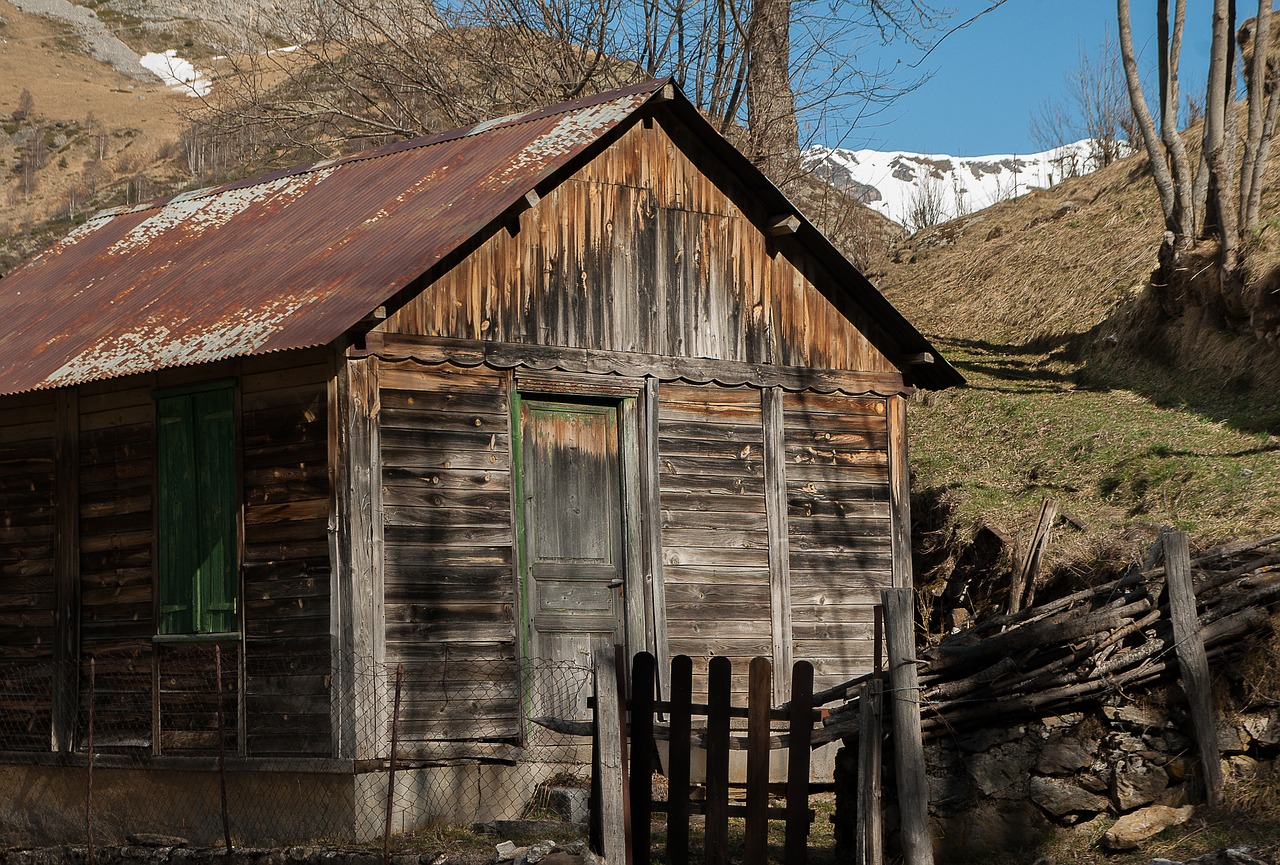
{"left": 827, "top": 0, "right": 1218, "bottom": 156}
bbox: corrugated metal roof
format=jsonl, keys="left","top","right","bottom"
{"left": 0, "top": 81, "right": 664, "bottom": 396}
{"left": 0, "top": 78, "right": 962, "bottom": 395}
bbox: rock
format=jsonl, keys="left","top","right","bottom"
{"left": 1029, "top": 777, "right": 1109, "bottom": 818}
{"left": 1218, "top": 721, "right": 1249, "bottom": 755}
{"left": 965, "top": 738, "right": 1037, "bottom": 798}
{"left": 1185, "top": 850, "right": 1271, "bottom": 865}
{"left": 1240, "top": 711, "right": 1280, "bottom": 747}
{"left": 1052, "top": 201, "right": 1080, "bottom": 219}
{"left": 1148, "top": 859, "right": 1183, "bottom": 865}
{"left": 536, "top": 855, "right": 583, "bottom": 865}
{"left": 1037, "top": 735, "right": 1097, "bottom": 775}
{"left": 1223, "top": 754, "right": 1260, "bottom": 782}
{"left": 933, "top": 801, "right": 1053, "bottom": 856}
{"left": 127, "top": 837, "right": 189, "bottom": 849}
{"left": 522, "top": 841, "right": 556, "bottom": 865}
{"left": 1103, "top": 705, "right": 1167, "bottom": 731}
{"left": 1113, "top": 760, "right": 1170, "bottom": 811}
{"left": 495, "top": 842, "right": 521, "bottom": 862}
{"left": 1102, "top": 804, "right": 1195, "bottom": 851}
{"left": 1040, "top": 712, "right": 1085, "bottom": 731}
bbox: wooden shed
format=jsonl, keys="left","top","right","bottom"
{"left": 0, "top": 79, "right": 961, "bottom": 842}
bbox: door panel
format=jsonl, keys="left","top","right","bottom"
{"left": 520, "top": 399, "right": 626, "bottom": 673}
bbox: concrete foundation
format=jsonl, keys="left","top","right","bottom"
{"left": 0, "top": 759, "right": 587, "bottom": 847}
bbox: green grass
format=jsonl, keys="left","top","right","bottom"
{"left": 908, "top": 335, "right": 1280, "bottom": 568}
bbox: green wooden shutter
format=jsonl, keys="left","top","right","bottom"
{"left": 156, "top": 384, "right": 238, "bottom": 635}
{"left": 194, "top": 388, "right": 237, "bottom": 634}
{"left": 157, "top": 395, "right": 198, "bottom": 635}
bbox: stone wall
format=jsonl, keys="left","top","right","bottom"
{"left": 835, "top": 696, "right": 1280, "bottom": 861}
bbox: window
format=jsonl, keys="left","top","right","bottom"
{"left": 155, "top": 382, "right": 238, "bottom": 635}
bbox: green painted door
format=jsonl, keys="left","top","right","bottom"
{"left": 519, "top": 399, "right": 627, "bottom": 672}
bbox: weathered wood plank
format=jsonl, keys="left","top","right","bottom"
{"left": 1165, "top": 531, "right": 1224, "bottom": 805}
{"left": 762, "top": 387, "right": 794, "bottom": 702}
{"left": 883, "top": 588, "right": 932, "bottom": 865}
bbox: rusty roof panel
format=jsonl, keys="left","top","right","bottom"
{"left": 0, "top": 80, "right": 665, "bottom": 396}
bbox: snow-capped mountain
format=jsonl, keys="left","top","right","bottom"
{"left": 803, "top": 140, "right": 1108, "bottom": 228}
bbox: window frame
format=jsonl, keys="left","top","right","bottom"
{"left": 152, "top": 379, "right": 242, "bottom": 640}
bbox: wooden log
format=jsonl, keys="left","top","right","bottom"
{"left": 785, "top": 661, "right": 814, "bottom": 865}
{"left": 593, "top": 643, "right": 628, "bottom": 865}
{"left": 1165, "top": 531, "right": 1224, "bottom": 806}
{"left": 1008, "top": 498, "right": 1058, "bottom": 614}
{"left": 666, "top": 655, "right": 692, "bottom": 865}
{"left": 856, "top": 679, "right": 883, "bottom": 865}
{"left": 882, "top": 588, "right": 932, "bottom": 865}
{"left": 704, "top": 656, "right": 731, "bottom": 865}
{"left": 745, "top": 657, "right": 771, "bottom": 865}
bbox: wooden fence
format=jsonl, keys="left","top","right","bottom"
{"left": 589, "top": 648, "right": 820, "bottom": 865}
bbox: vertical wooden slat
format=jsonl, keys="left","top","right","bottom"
{"left": 622, "top": 399, "right": 648, "bottom": 660}
{"left": 593, "top": 642, "right": 628, "bottom": 865}
{"left": 762, "top": 387, "right": 793, "bottom": 703}
{"left": 785, "top": 660, "right": 814, "bottom": 865}
{"left": 1165, "top": 531, "right": 1224, "bottom": 805}
{"left": 704, "top": 655, "right": 732, "bottom": 865}
{"left": 855, "top": 679, "right": 883, "bottom": 865}
{"left": 52, "top": 388, "right": 80, "bottom": 752}
{"left": 883, "top": 588, "right": 933, "bottom": 865}
{"left": 337, "top": 356, "right": 386, "bottom": 759}
{"left": 630, "top": 652, "right": 656, "bottom": 865}
{"left": 641, "top": 378, "right": 670, "bottom": 698}
{"left": 327, "top": 352, "right": 349, "bottom": 759}
{"left": 666, "top": 655, "right": 693, "bottom": 865}
{"left": 616, "top": 644, "right": 634, "bottom": 865}
{"left": 745, "top": 656, "right": 772, "bottom": 865}
{"left": 886, "top": 395, "right": 913, "bottom": 590}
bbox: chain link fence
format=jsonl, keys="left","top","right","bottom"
{"left": 0, "top": 650, "right": 594, "bottom": 848}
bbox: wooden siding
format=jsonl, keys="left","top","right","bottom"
{"left": 657, "top": 383, "right": 771, "bottom": 700}
{"left": 241, "top": 355, "right": 332, "bottom": 756}
{"left": 782, "top": 391, "right": 893, "bottom": 688}
{"left": 378, "top": 118, "right": 898, "bottom": 376}
{"left": 78, "top": 376, "right": 155, "bottom": 749}
{"left": 378, "top": 361, "right": 520, "bottom": 748}
{"left": 0, "top": 393, "right": 58, "bottom": 750}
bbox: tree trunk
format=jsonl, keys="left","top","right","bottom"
{"left": 1204, "top": 0, "right": 1241, "bottom": 301}
{"left": 1242, "top": 1, "right": 1273, "bottom": 229}
{"left": 746, "top": 0, "right": 800, "bottom": 180}
{"left": 1120, "top": 0, "right": 1186, "bottom": 270}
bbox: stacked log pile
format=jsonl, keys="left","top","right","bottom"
{"left": 819, "top": 532, "right": 1280, "bottom": 743}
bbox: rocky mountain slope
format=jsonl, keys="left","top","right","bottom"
{"left": 804, "top": 139, "right": 1105, "bottom": 227}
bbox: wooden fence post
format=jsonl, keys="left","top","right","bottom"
{"left": 593, "top": 643, "right": 629, "bottom": 865}
{"left": 704, "top": 656, "right": 732, "bottom": 865}
{"left": 745, "top": 658, "right": 772, "bottom": 865}
{"left": 883, "top": 588, "right": 933, "bottom": 865}
{"left": 666, "top": 655, "right": 693, "bottom": 865}
{"left": 785, "top": 661, "right": 815, "bottom": 865}
{"left": 1165, "top": 531, "right": 1224, "bottom": 805}
{"left": 856, "top": 678, "right": 883, "bottom": 865}
{"left": 630, "top": 652, "right": 656, "bottom": 865}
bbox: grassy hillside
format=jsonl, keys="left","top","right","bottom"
{"left": 872, "top": 143, "right": 1280, "bottom": 582}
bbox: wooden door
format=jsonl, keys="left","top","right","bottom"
{"left": 519, "top": 399, "right": 627, "bottom": 671}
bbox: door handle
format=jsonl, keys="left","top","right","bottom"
{"left": 608, "top": 579, "right": 624, "bottom": 589}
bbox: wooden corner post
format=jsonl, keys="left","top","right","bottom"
{"left": 883, "top": 587, "right": 933, "bottom": 865}
{"left": 332, "top": 354, "right": 387, "bottom": 760}
{"left": 1165, "top": 531, "right": 1224, "bottom": 805}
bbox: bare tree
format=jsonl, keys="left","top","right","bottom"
{"left": 1118, "top": 0, "right": 1280, "bottom": 331}
{"left": 903, "top": 173, "right": 947, "bottom": 232}
{"left": 193, "top": 0, "right": 955, "bottom": 186}
{"left": 1030, "top": 32, "right": 1133, "bottom": 172}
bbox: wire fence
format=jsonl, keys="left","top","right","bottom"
{"left": 0, "top": 649, "right": 594, "bottom": 848}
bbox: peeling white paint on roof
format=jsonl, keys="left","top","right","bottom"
{"left": 43, "top": 296, "right": 312, "bottom": 389}
{"left": 105, "top": 166, "right": 338, "bottom": 256}
{"left": 499, "top": 94, "right": 647, "bottom": 185}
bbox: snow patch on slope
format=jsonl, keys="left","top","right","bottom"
{"left": 140, "top": 50, "right": 212, "bottom": 97}
{"left": 804, "top": 140, "right": 1109, "bottom": 227}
